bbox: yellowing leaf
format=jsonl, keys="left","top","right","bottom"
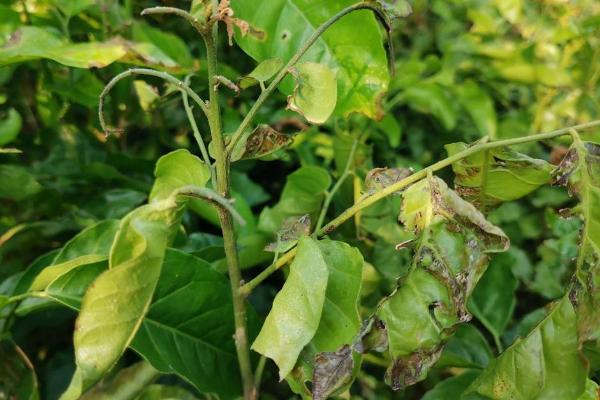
{"left": 288, "top": 62, "right": 337, "bottom": 124}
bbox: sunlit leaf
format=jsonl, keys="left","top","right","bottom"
{"left": 288, "top": 62, "right": 337, "bottom": 124}
{"left": 231, "top": 0, "right": 390, "bottom": 119}
{"left": 133, "top": 80, "right": 159, "bottom": 111}
{"left": 464, "top": 297, "right": 587, "bottom": 399}
{"left": 377, "top": 176, "right": 508, "bottom": 389}
{"left": 446, "top": 141, "right": 553, "bottom": 208}
{"left": 239, "top": 58, "right": 283, "bottom": 89}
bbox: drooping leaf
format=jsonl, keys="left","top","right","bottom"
{"left": 61, "top": 150, "right": 212, "bottom": 399}
{"left": 43, "top": 250, "right": 245, "bottom": 399}
{"left": 377, "top": 176, "right": 508, "bottom": 390}
{"left": 311, "top": 345, "right": 355, "bottom": 400}
{"left": 231, "top": 124, "right": 293, "bottom": 161}
{"left": 0, "top": 108, "right": 22, "bottom": 146}
{"left": 288, "top": 62, "right": 337, "bottom": 124}
{"left": 553, "top": 140, "right": 600, "bottom": 342}
{"left": 239, "top": 58, "right": 283, "bottom": 89}
{"left": 231, "top": 0, "right": 390, "bottom": 119}
{"left": 464, "top": 297, "right": 587, "bottom": 400}
{"left": 446, "top": 142, "right": 553, "bottom": 208}
{"left": 0, "top": 340, "right": 39, "bottom": 400}
{"left": 252, "top": 237, "right": 329, "bottom": 380}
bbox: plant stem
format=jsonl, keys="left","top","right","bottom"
{"left": 314, "top": 137, "right": 359, "bottom": 233}
{"left": 141, "top": 7, "right": 206, "bottom": 35}
{"left": 98, "top": 68, "right": 210, "bottom": 135}
{"left": 225, "top": 2, "right": 384, "bottom": 155}
{"left": 239, "top": 119, "right": 600, "bottom": 294}
{"left": 204, "top": 23, "right": 256, "bottom": 400}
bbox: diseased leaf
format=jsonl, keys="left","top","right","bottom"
{"left": 258, "top": 165, "right": 331, "bottom": 236}
{"left": 0, "top": 340, "right": 39, "bottom": 400}
{"left": 446, "top": 142, "right": 553, "bottom": 208}
{"left": 231, "top": 0, "right": 390, "bottom": 119}
{"left": 553, "top": 140, "right": 600, "bottom": 342}
{"left": 231, "top": 124, "right": 293, "bottom": 161}
{"left": 252, "top": 237, "right": 329, "bottom": 380}
{"left": 239, "top": 58, "right": 283, "bottom": 89}
{"left": 264, "top": 214, "right": 311, "bottom": 253}
{"left": 364, "top": 167, "right": 412, "bottom": 194}
{"left": 464, "top": 297, "right": 587, "bottom": 400}
{"left": 377, "top": 176, "right": 508, "bottom": 390}
{"left": 312, "top": 345, "right": 354, "bottom": 400}
{"left": 288, "top": 62, "right": 337, "bottom": 124}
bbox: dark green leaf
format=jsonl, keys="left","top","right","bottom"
{"left": 438, "top": 324, "right": 493, "bottom": 369}
{"left": 422, "top": 370, "right": 480, "bottom": 400}
{"left": 0, "top": 108, "right": 22, "bottom": 146}
{"left": 0, "top": 165, "right": 42, "bottom": 200}
{"left": 0, "top": 340, "right": 39, "bottom": 400}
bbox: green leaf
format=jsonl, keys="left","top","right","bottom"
{"left": 62, "top": 150, "right": 212, "bottom": 398}
{"left": 136, "top": 384, "right": 199, "bottom": 400}
{"left": 0, "top": 108, "right": 22, "bottom": 146}
{"left": 132, "top": 23, "right": 194, "bottom": 70}
{"left": 49, "top": 0, "right": 95, "bottom": 18}
{"left": 258, "top": 165, "right": 331, "bottom": 235}
{"left": 252, "top": 236, "right": 329, "bottom": 380}
{"left": 80, "top": 361, "right": 158, "bottom": 400}
{"left": 377, "top": 176, "right": 508, "bottom": 389}
{"left": 578, "top": 380, "right": 600, "bottom": 400}
{"left": 43, "top": 250, "right": 244, "bottom": 399}
{"left": 239, "top": 58, "right": 283, "bottom": 89}
{"left": 446, "top": 142, "right": 553, "bottom": 208}
{"left": 231, "top": 0, "right": 390, "bottom": 119}
{"left": 0, "top": 165, "right": 42, "bottom": 200}
{"left": 401, "top": 83, "right": 458, "bottom": 130}
{"left": 468, "top": 252, "right": 518, "bottom": 345}
{"left": 454, "top": 80, "right": 497, "bottom": 137}
{"left": 134, "top": 80, "right": 159, "bottom": 112}
{"left": 149, "top": 149, "right": 211, "bottom": 203}
{"left": 464, "top": 297, "right": 587, "bottom": 400}
{"left": 0, "top": 340, "right": 39, "bottom": 400}
{"left": 438, "top": 324, "right": 493, "bottom": 369}
{"left": 0, "top": 27, "right": 127, "bottom": 68}
{"left": 553, "top": 140, "right": 600, "bottom": 342}
{"left": 288, "top": 62, "right": 337, "bottom": 124}
{"left": 422, "top": 370, "right": 480, "bottom": 400}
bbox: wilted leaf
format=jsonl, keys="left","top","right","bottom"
{"left": 464, "top": 297, "right": 587, "bottom": 399}
{"left": 0, "top": 340, "right": 39, "bottom": 400}
{"left": 446, "top": 142, "right": 553, "bottom": 208}
{"left": 265, "top": 214, "right": 311, "bottom": 253}
{"left": 231, "top": 124, "right": 293, "bottom": 161}
{"left": 288, "top": 62, "right": 337, "bottom": 124}
{"left": 553, "top": 140, "right": 600, "bottom": 342}
{"left": 364, "top": 167, "right": 412, "bottom": 194}
{"left": 377, "top": 176, "right": 508, "bottom": 390}
{"left": 312, "top": 345, "right": 354, "bottom": 400}
{"left": 231, "top": 0, "right": 390, "bottom": 119}
{"left": 239, "top": 58, "right": 283, "bottom": 89}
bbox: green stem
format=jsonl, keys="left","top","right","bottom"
{"left": 314, "top": 137, "right": 359, "bottom": 233}
{"left": 181, "top": 77, "right": 216, "bottom": 188}
{"left": 225, "top": 2, "right": 384, "bottom": 155}
{"left": 204, "top": 26, "right": 256, "bottom": 400}
{"left": 99, "top": 68, "right": 210, "bottom": 135}
{"left": 239, "top": 119, "right": 600, "bottom": 294}
{"left": 141, "top": 7, "right": 206, "bottom": 35}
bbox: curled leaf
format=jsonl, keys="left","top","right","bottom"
{"left": 238, "top": 58, "right": 283, "bottom": 89}
{"left": 376, "top": 176, "right": 508, "bottom": 390}
{"left": 216, "top": 0, "right": 251, "bottom": 45}
{"left": 264, "top": 214, "right": 311, "bottom": 253}
{"left": 446, "top": 141, "right": 553, "bottom": 209}
{"left": 288, "top": 62, "right": 337, "bottom": 125}
{"left": 231, "top": 124, "right": 293, "bottom": 162}
{"left": 364, "top": 167, "right": 413, "bottom": 194}
{"left": 312, "top": 345, "right": 354, "bottom": 400}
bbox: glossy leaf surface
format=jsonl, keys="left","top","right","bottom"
{"left": 231, "top": 0, "right": 389, "bottom": 119}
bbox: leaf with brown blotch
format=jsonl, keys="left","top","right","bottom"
{"left": 264, "top": 214, "right": 311, "bottom": 253}
{"left": 232, "top": 125, "right": 294, "bottom": 162}
{"left": 364, "top": 167, "right": 413, "bottom": 195}
{"left": 312, "top": 345, "right": 355, "bottom": 400}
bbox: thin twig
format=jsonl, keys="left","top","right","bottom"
{"left": 99, "top": 68, "right": 211, "bottom": 136}
{"left": 239, "top": 119, "right": 600, "bottom": 295}
{"left": 175, "top": 186, "right": 246, "bottom": 226}
{"left": 141, "top": 7, "right": 206, "bottom": 35}
{"left": 314, "top": 137, "right": 359, "bottom": 233}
